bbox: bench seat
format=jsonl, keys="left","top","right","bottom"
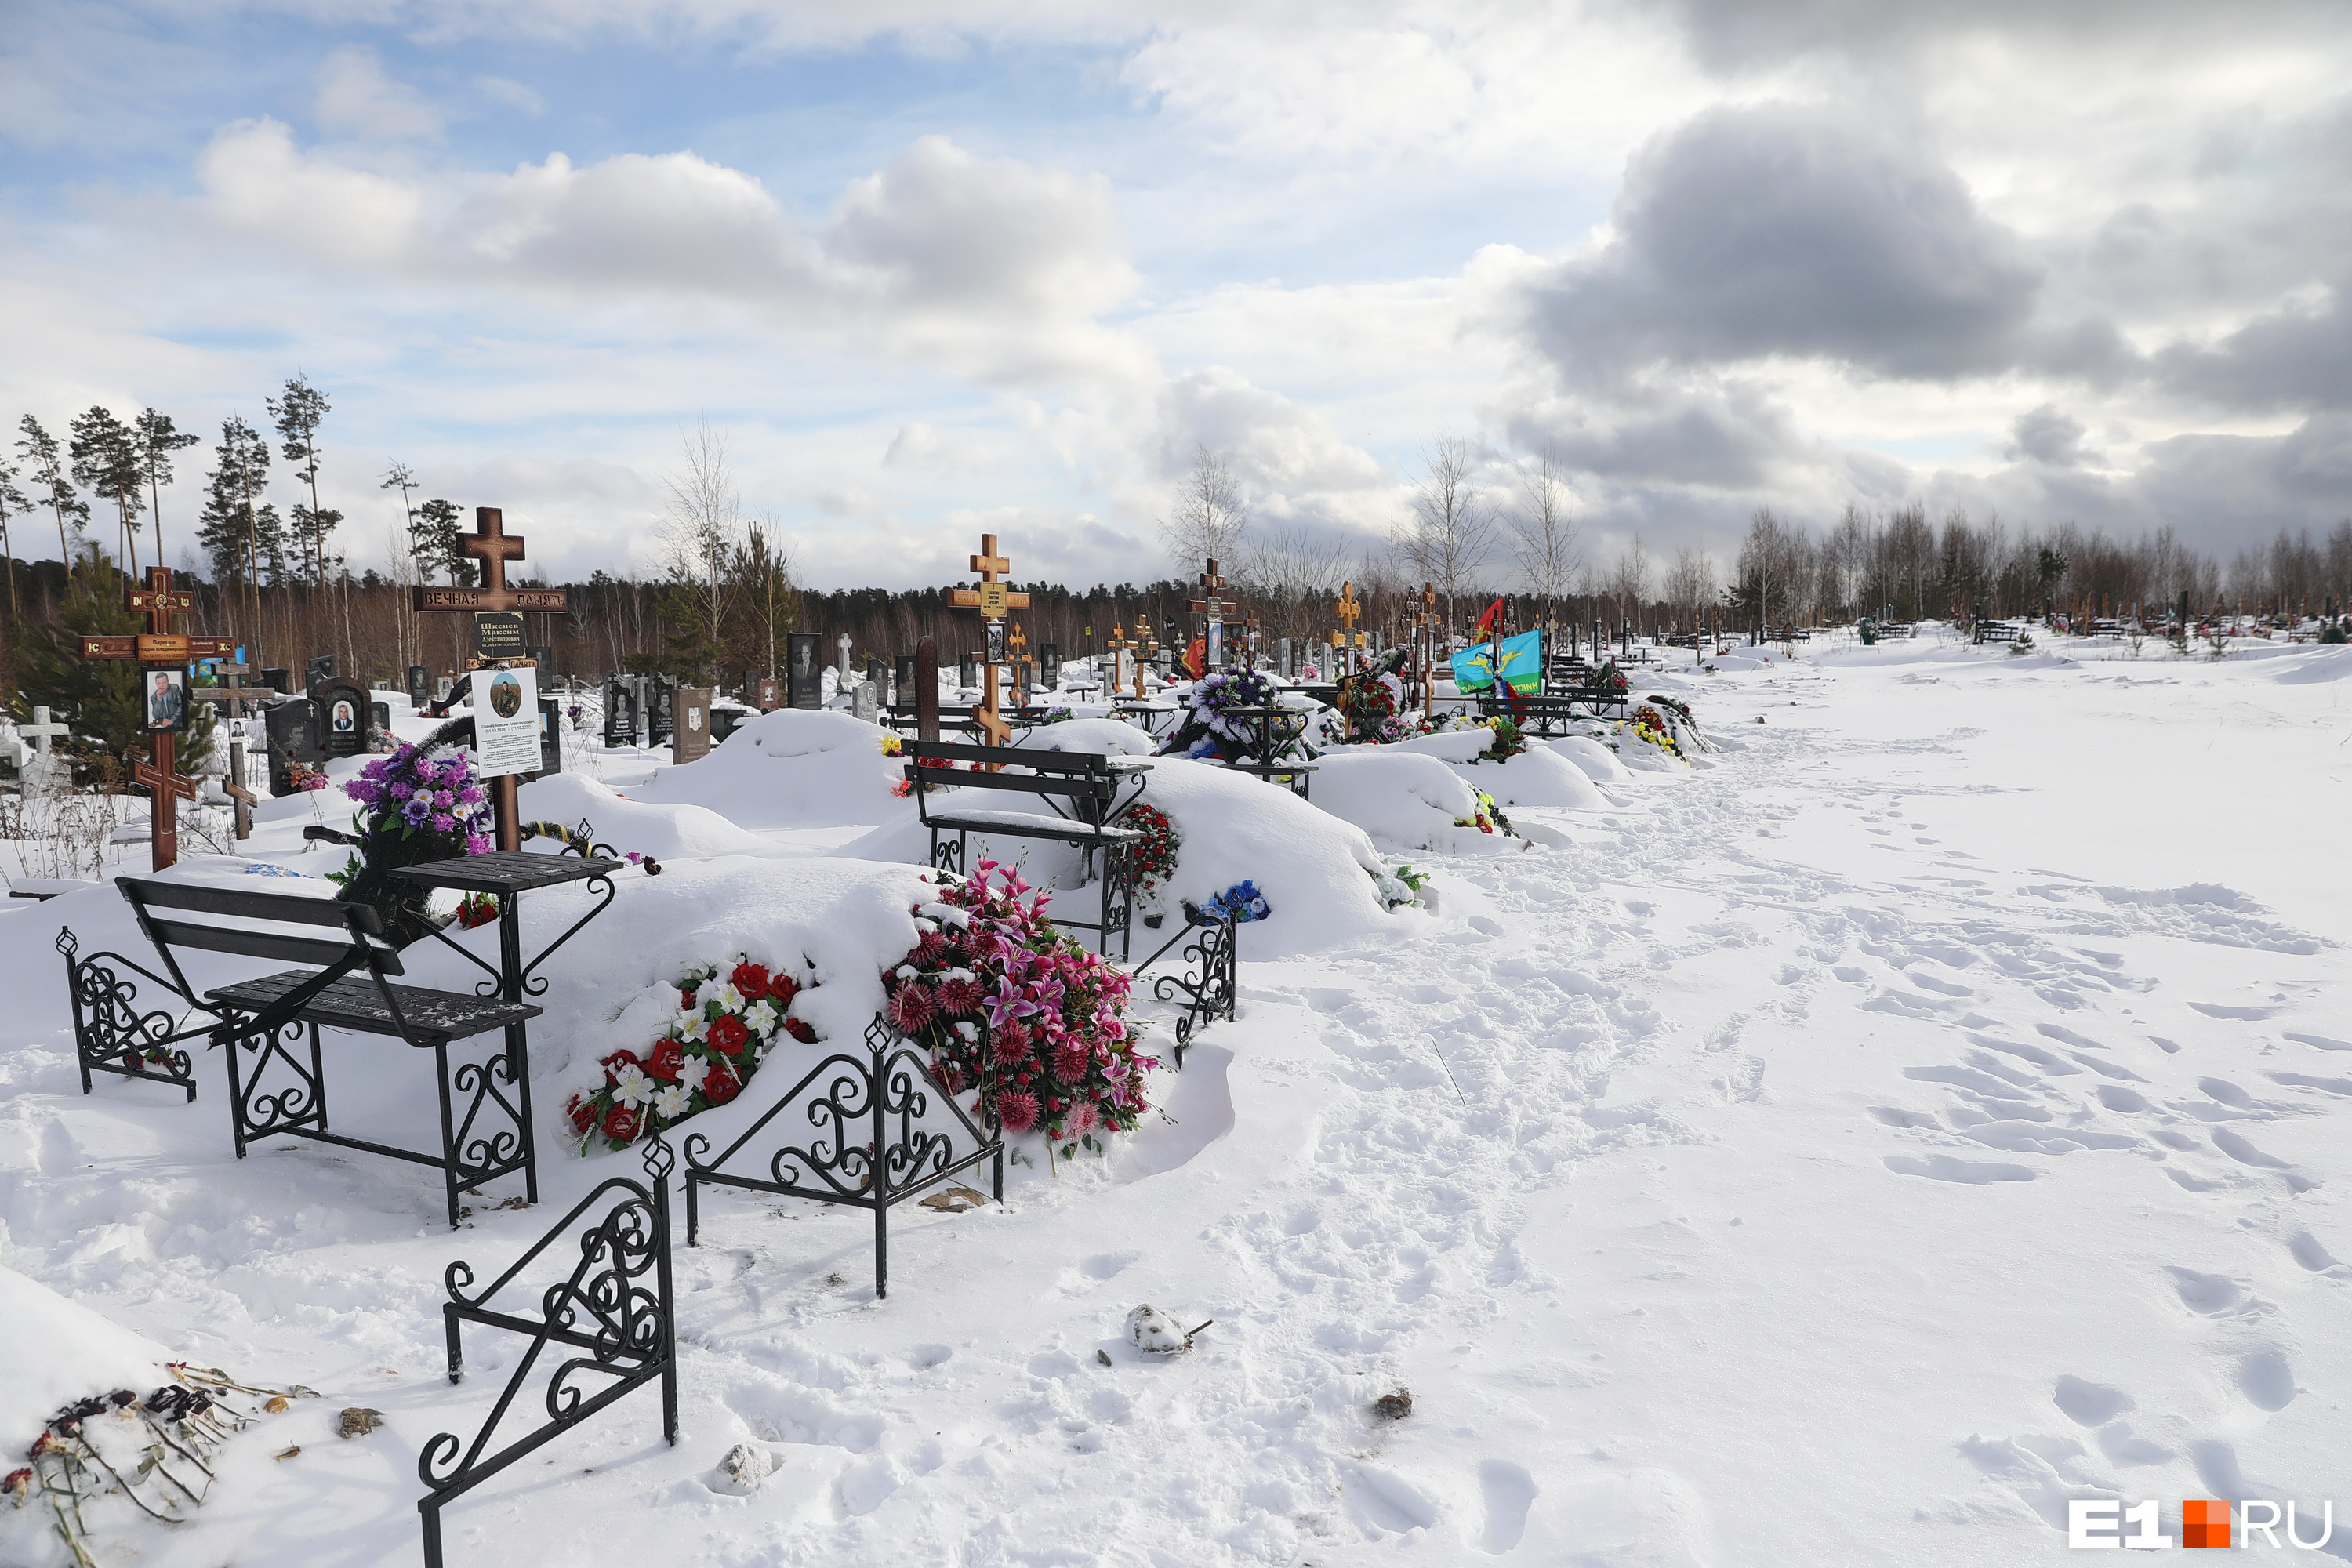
{"left": 208, "top": 971, "right": 539, "bottom": 1043}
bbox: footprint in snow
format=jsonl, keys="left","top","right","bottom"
{"left": 1882, "top": 1154, "right": 2035, "bottom": 1185}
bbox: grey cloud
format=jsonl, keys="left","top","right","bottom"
{"left": 2155, "top": 281, "right": 2352, "bottom": 412}
{"left": 1507, "top": 383, "right": 1801, "bottom": 491}
{"left": 1523, "top": 103, "right": 2042, "bottom": 385}
{"left": 2007, "top": 404, "right": 2090, "bottom": 466}
{"left": 1658, "top": 0, "right": 2352, "bottom": 73}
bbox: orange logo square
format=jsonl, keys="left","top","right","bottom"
{"left": 2183, "top": 1499, "right": 2230, "bottom": 1549}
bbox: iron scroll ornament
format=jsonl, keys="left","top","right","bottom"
{"left": 682, "top": 1015, "right": 1003, "bottom": 1298}
{"left": 56, "top": 926, "right": 207, "bottom": 1099}
{"left": 416, "top": 1137, "right": 677, "bottom": 1568}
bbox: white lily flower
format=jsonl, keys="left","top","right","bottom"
{"left": 652, "top": 1083, "right": 692, "bottom": 1120}
{"left": 677, "top": 1055, "right": 710, "bottom": 1094}
{"left": 610, "top": 1066, "right": 655, "bottom": 1109}
{"left": 746, "top": 1000, "right": 779, "bottom": 1036}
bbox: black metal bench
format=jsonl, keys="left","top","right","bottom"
{"left": 903, "top": 739, "right": 1145, "bottom": 959}
{"left": 114, "top": 876, "right": 541, "bottom": 1229}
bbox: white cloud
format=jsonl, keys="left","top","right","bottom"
{"left": 314, "top": 45, "right": 443, "bottom": 142}
{"left": 190, "top": 125, "right": 1149, "bottom": 390}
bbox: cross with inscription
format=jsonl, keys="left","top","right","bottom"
{"left": 1189, "top": 558, "right": 1234, "bottom": 671}
{"left": 408, "top": 508, "right": 569, "bottom": 850}
{"left": 76, "top": 567, "right": 234, "bottom": 870}
{"left": 946, "top": 533, "right": 1032, "bottom": 746}
{"left": 1004, "top": 622, "right": 1033, "bottom": 706}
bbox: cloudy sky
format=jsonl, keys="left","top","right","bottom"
{"left": 6, "top": 1, "right": 2350, "bottom": 588}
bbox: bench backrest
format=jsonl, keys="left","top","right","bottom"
{"left": 118, "top": 876, "right": 405, "bottom": 1034}
{"left": 902, "top": 739, "right": 1120, "bottom": 818}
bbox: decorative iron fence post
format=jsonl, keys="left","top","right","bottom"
{"left": 417, "top": 1134, "right": 677, "bottom": 1568}
{"left": 1150, "top": 906, "right": 1240, "bottom": 1068}
{"left": 56, "top": 925, "right": 203, "bottom": 1100}
{"left": 684, "top": 1016, "right": 1003, "bottom": 1298}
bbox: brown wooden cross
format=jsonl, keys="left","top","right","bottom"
{"left": 76, "top": 567, "right": 234, "bottom": 871}
{"left": 408, "top": 507, "right": 568, "bottom": 850}
{"left": 1188, "top": 557, "right": 1236, "bottom": 671}
{"left": 946, "top": 533, "right": 1032, "bottom": 745}
{"left": 409, "top": 508, "right": 568, "bottom": 615}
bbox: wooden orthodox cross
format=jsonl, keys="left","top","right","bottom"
{"left": 1418, "top": 581, "right": 1439, "bottom": 717}
{"left": 1189, "top": 558, "right": 1233, "bottom": 672}
{"left": 191, "top": 662, "right": 275, "bottom": 840}
{"left": 1005, "top": 621, "right": 1032, "bottom": 706}
{"left": 408, "top": 508, "right": 569, "bottom": 850}
{"left": 77, "top": 567, "right": 234, "bottom": 871}
{"left": 1334, "top": 581, "right": 1363, "bottom": 677}
{"left": 946, "top": 534, "right": 1030, "bottom": 745}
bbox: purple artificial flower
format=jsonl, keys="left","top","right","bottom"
{"left": 465, "top": 832, "right": 492, "bottom": 855}
{"left": 400, "top": 794, "right": 433, "bottom": 827}
{"left": 458, "top": 785, "right": 483, "bottom": 804}
{"left": 428, "top": 812, "right": 452, "bottom": 832}
{"left": 388, "top": 781, "right": 413, "bottom": 801}
{"left": 981, "top": 978, "right": 1041, "bottom": 1032}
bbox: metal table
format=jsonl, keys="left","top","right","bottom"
{"left": 390, "top": 851, "right": 626, "bottom": 1203}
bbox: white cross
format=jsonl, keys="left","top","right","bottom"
{"left": 20, "top": 706, "right": 67, "bottom": 756}
{"left": 17, "top": 706, "right": 69, "bottom": 789}
{"left": 836, "top": 633, "right": 855, "bottom": 678}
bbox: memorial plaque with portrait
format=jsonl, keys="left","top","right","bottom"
{"left": 144, "top": 668, "right": 187, "bottom": 733}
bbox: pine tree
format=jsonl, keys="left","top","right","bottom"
{"left": 16, "top": 415, "right": 89, "bottom": 573}
{"left": 67, "top": 406, "right": 147, "bottom": 575}
{"left": 412, "top": 498, "right": 473, "bottom": 585}
{"left": 194, "top": 416, "right": 274, "bottom": 644}
{"left": 134, "top": 408, "right": 201, "bottom": 568}
{"left": 267, "top": 375, "right": 333, "bottom": 587}
{"left": 0, "top": 456, "right": 28, "bottom": 617}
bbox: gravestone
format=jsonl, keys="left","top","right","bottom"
{"left": 866, "top": 656, "right": 890, "bottom": 704}
{"left": 754, "top": 677, "right": 781, "bottom": 711}
{"left": 895, "top": 655, "right": 917, "bottom": 705}
{"left": 524, "top": 644, "right": 554, "bottom": 677}
{"left": 264, "top": 701, "right": 321, "bottom": 796}
{"left": 710, "top": 706, "right": 747, "bottom": 745}
{"left": 648, "top": 678, "right": 675, "bottom": 746}
{"left": 370, "top": 700, "right": 391, "bottom": 744}
{"left": 1040, "top": 643, "right": 1061, "bottom": 691}
{"left": 305, "top": 654, "right": 336, "bottom": 687}
{"left": 787, "top": 633, "right": 823, "bottom": 710}
{"left": 434, "top": 675, "right": 454, "bottom": 702}
{"left": 1278, "top": 638, "right": 1294, "bottom": 680}
{"left": 262, "top": 666, "right": 292, "bottom": 695}
{"left": 310, "top": 680, "right": 372, "bottom": 760}
{"left": 852, "top": 680, "right": 879, "bottom": 724}
{"left": 406, "top": 666, "right": 431, "bottom": 708}
{"left": 602, "top": 676, "right": 640, "bottom": 747}
{"left": 958, "top": 653, "right": 978, "bottom": 691}
{"left": 673, "top": 688, "right": 713, "bottom": 765}
{"left": 916, "top": 637, "right": 940, "bottom": 744}
{"left": 537, "top": 695, "right": 562, "bottom": 777}
{"left": 474, "top": 612, "right": 525, "bottom": 663}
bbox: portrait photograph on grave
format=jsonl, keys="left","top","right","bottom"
{"left": 144, "top": 668, "right": 187, "bottom": 732}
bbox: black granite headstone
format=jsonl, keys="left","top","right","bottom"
{"left": 264, "top": 700, "right": 320, "bottom": 795}
{"left": 648, "top": 677, "right": 674, "bottom": 745}
{"left": 603, "top": 676, "right": 639, "bottom": 747}
{"left": 262, "top": 666, "right": 292, "bottom": 695}
{"left": 524, "top": 644, "right": 554, "bottom": 677}
{"left": 305, "top": 654, "right": 336, "bottom": 687}
{"left": 895, "top": 655, "right": 916, "bottom": 702}
{"left": 371, "top": 700, "right": 390, "bottom": 742}
{"left": 309, "top": 680, "right": 372, "bottom": 760}
{"left": 787, "top": 633, "right": 823, "bottom": 710}
{"left": 710, "top": 706, "right": 748, "bottom": 745}
{"left": 866, "top": 656, "right": 889, "bottom": 702}
{"left": 1040, "top": 643, "right": 1061, "bottom": 691}
{"left": 406, "top": 665, "right": 431, "bottom": 709}
{"left": 958, "top": 653, "right": 978, "bottom": 690}
{"left": 536, "top": 695, "right": 561, "bottom": 777}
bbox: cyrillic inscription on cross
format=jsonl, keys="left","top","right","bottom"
{"left": 75, "top": 567, "right": 232, "bottom": 871}
{"left": 946, "top": 534, "right": 1031, "bottom": 746}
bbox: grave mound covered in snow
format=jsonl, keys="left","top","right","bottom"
{"left": 515, "top": 770, "right": 772, "bottom": 859}
{"left": 843, "top": 753, "right": 1400, "bottom": 956}
{"left": 627, "top": 709, "right": 907, "bottom": 829}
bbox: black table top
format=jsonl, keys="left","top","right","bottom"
{"left": 387, "top": 851, "right": 624, "bottom": 894}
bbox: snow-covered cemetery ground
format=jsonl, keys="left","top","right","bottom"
{"left": 6, "top": 631, "right": 2352, "bottom": 1566}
